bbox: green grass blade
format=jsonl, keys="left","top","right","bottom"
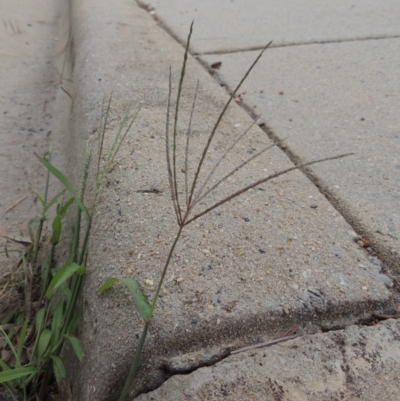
{"left": 36, "top": 155, "right": 89, "bottom": 219}
{"left": 67, "top": 306, "right": 82, "bottom": 334}
{"left": 44, "top": 189, "right": 66, "bottom": 214}
{"left": 50, "top": 300, "right": 65, "bottom": 348}
{"left": 96, "top": 278, "right": 118, "bottom": 293}
{"left": 17, "top": 319, "right": 29, "bottom": 363}
{"left": 50, "top": 355, "right": 66, "bottom": 387}
{"left": 30, "top": 190, "right": 45, "bottom": 208}
{"left": 66, "top": 336, "right": 83, "bottom": 361}
{"left": 46, "top": 261, "right": 82, "bottom": 299}
{"left": 0, "top": 367, "right": 37, "bottom": 383}
{"left": 0, "top": 359, "right": 10, "bottom": 371}
{"left": 50, "top": 215, "right": 62, "bottom": 245}
{"left": 0, "top": 328, "right": 20, "bottom": 368}
{"left": 35, "top": 308, "right": 46, "bottom": 332}
{"left": 58, "top": 197, "right": 75, "bottom": 218}
{"left": 38, "top": 329, "right": 52, "bottom": 359}
{"left": 97, "top": 278, "right": 151, "bottom": 322}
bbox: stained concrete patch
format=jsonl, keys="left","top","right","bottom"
{"left": 136, "top": 319, "right": 400, "bottom": 401}
{"left": 137, "top": 0, "right": 400, "bottom": 53}
{"left": 66, "top": 1, "right": 394, "bottom": 400}
{"left": 202, "top": 38, "right": 400, "bottom": 271}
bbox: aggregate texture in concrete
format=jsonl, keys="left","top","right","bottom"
{"left": 137, "top": 0, "right": 400, "bottom": 54}
{"left": 136, "top": 319, "right": 400, "bottom": 401}
{"left": 66, "top": 0, "right": 395, "bottom": 400}
{"left": 138, "top": 0, "right": 400, "bottom": 272}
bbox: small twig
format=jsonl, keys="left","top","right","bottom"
{"left": 231, "top": 333, "right": 301, "bottom": 355}
{"left": 2, "top": 195, "right": 28, "bottom": 216}
{"left": 281, "top": 324, "right": 300, "bottom": 337}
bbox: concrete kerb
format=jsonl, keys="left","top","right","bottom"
{"left": 67, "top": 1, "right": 395, "bottom": 400}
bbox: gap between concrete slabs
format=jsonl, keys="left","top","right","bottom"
{"left": 136, "top": 0, "right": 400, "bottom": 54}
{"left": 67, "top": 1, "right": 394, "bottom": 400}
{"left": 135, "top": 319, "right": 400, "bottom": 401}
{"left": 200, "top": 39, "right": 400, "bottom": 272}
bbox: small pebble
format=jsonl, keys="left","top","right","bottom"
{"left": 244, "top": 217, "right": 250, "bottom": 222}
{"left": 192, "top": 270, "right": 200, "bottom": 275}
{"left": 127, "top": 268, "right": 133, "bottom": 274}
{"left": 362, "top": 286, "right": 368, "bottom": 291}
{"left": 203, "top": 249, "right": 210, "bottom": 254}
{"left": 176, "top": 277, "right": 184, "bottom": 283}
{"left": 145, "top": 279, "right": 154, "bottom": 286}
{"left": 283, "top": 307, "right": 289, "bottom": 315}
{"left": 207, "top": 304, "right": 214, "bottom": 311}
{"left": 310, "top": 204, "right": 318, "bottom": 209}
{"left": 217, "top": 319, "right": 221, "bottom": 325}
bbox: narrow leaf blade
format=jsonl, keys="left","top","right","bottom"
{"left": 38, "top": 329, "right": 52, "bottom": 359}
{"left": 46, "top": 261, "right": 81, "bottom": 299}
{"left": 0, "top": 367, "right": 37, "bottom": 383}
{"left": 36, "top": 155, "right": 89, "bottom": 219}
{"left": 96, "top": 278, "right": 119, "bottom": 294}
{"left": 120, "top": 278, "right": 151, "bottom": 321}
{"left": 66, "top": 336, "right": 83, "bottom": 361}
{"left": 51, "top": 215, "right": 62, "bottom": 244}
{"left": 50, "top": 355, "right": 66, "bottom": 387}
{"left": 97, "top": 278, "right": 151, "bottom": 322}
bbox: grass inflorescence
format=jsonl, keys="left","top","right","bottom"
{"left": 98, "top": 23, "right": 352, "bottom": 401}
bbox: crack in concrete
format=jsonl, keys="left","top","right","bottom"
{"left": 194, "top": 35, "right": 400, "bottom": 56}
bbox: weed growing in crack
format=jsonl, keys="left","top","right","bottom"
{"left": 98, "top": 23, "right": 352, "bottom": 401}
{"left": 0, "top": 98, "right": 138, "bottom": 400}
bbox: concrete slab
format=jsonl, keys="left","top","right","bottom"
{"left": 137, "top": 0, "right": 400, "bottom": 53}
{"left": 136, "top": 319, "right": 400, "bottom": 401}
{"left": 0, "top": 0, "right": 70, "bottom": 233}
{"left": 67, "top": 1, "right": 394, "bottom": 399}
{"left": 202, "top": 38, "right": 400, "bottom": 271}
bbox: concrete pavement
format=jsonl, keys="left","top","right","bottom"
{"left": 2, "top": 0, "right": 400, "bottom": 400}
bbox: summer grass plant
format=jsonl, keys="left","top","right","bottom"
{"left": 98, "top": 23, "right": 352, "bottom": 401}
{"left": 0, "top": 98, "right": 138, "bottom": 401}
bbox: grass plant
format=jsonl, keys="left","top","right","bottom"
{"left": 0, "top": 98, "right": 138, "bottom": 400}
{"left": 98, "top": 23, "right": 352, "bottom": 401}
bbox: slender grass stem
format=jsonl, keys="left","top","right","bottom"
{"left": 151, "top": 225, "right": 183, "bottom": 314}
{"left": 118, "top": 322, "right": 149, "bottom": 401}
{"left": 118, "top": 226, "right": 183, "bottom": 401}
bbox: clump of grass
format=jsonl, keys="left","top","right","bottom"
{"left": 0, "top": 98, "right": 139, "bottom": 400}
{"left": 98, "top": 23, "right": 352, "bottom": 401}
